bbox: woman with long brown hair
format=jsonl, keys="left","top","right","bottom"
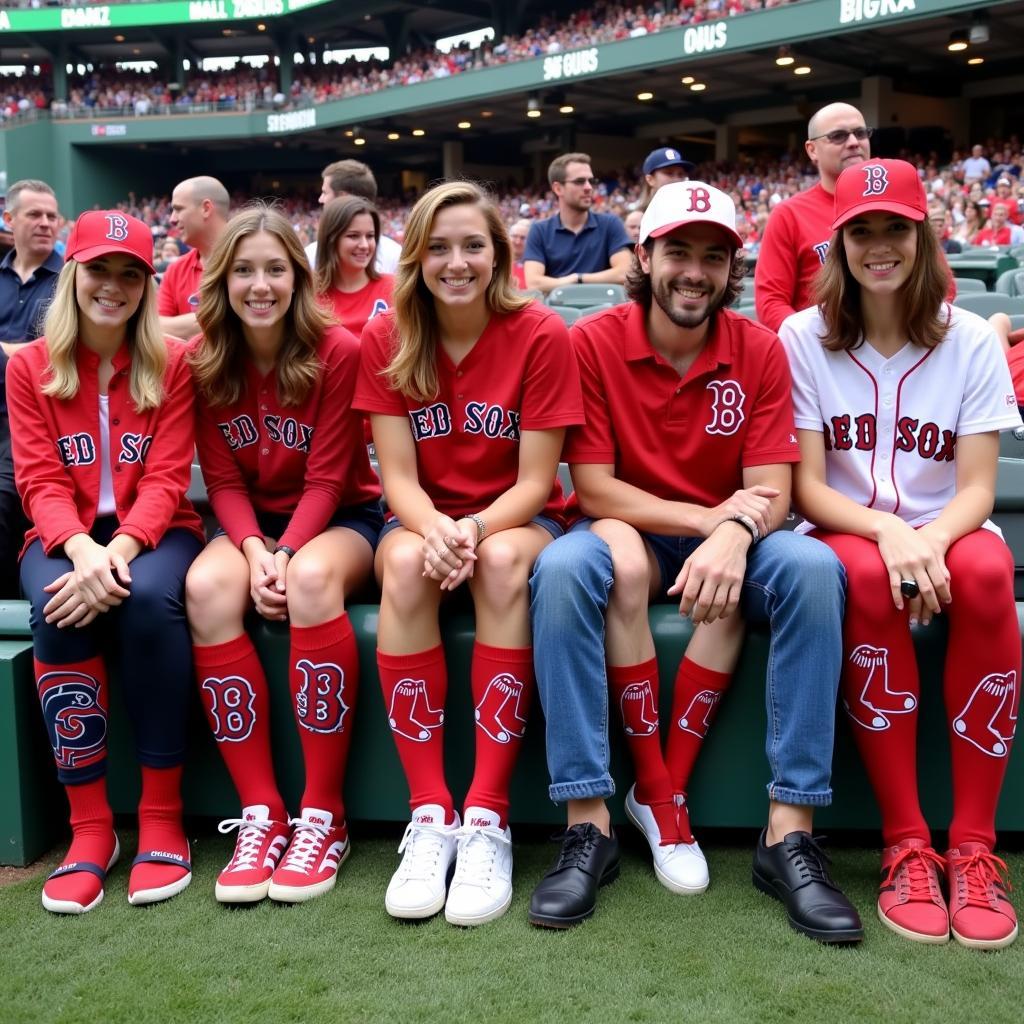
{"left": 186, "top": 205, "right": 382, "bottom": 906}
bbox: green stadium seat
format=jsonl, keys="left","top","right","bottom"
{"left": 993, "top": 269, "right": 1024, "bottom": 297}
{"left": 951, "top": 293, "right": 1024, "bottom": 318}
{"left": 953, "top": 277, "right": 987, "bottom": 294}
{"left": 577, "top": 303, "right": 614, "bottom": 317}
{"left": 547, "top": 284, "right": 626, "bottom": 308}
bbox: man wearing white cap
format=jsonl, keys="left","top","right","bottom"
{"left": 527, "top": 181, "right": 862, "bottom": 944}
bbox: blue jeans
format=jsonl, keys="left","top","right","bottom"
{"left": 529, "top": 525, "right": 845, "bottom": 806}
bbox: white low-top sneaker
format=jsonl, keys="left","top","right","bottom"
{"left": 445, "top": 806, "right": 514, "bottom": 927}
{"left": 624, "top": 785, "right": 709, "bottom": 894}
{"left": 385, "top": 804, "right": 460, "bottom": 919}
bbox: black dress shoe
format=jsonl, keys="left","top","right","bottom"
{"left": 529, "top": 823, "right": 620, "bottom": 929}
{"left": 752, "top": 829, "right": 864, "bottom": 944}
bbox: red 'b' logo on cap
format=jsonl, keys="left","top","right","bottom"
{"left": 685, "top": 187, "right": 711, "bottom": 213}
{"left": 104, "top": 213, "right": 130, "bottom": 242}
{"left": 862, "top": 164, "right": 888, "bottom": 197}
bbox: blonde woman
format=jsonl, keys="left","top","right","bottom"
{"left": 354, "top": 181, "right": 583, "bottom": 926}
{"left": 186, "top": 206, "right": 381, "bottom": 905}
{"left": 6, "top": 211, "right": 204, "bottom": 914}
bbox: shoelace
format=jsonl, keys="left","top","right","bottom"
{"left": 452, "top": 825, "right": 511, "bottom": 885}
{"left": 950, "top": 849, "right": 1013, "bottom": 907}
{"left": 218, "top": 817, "right": 273, "bottom": 871}
{"left": 552, "top": 824, "right": 600, "bottom": 869}
{"left": 784, "top": 834, "right": 836, "bottom": 887}
{"left": 280, "top": 820, "right": 331, "bottom": 873}
{"left": 395, "top": 821, "right": 453, "bottom": 880}
{"left": 882, "top": 846, "right": 945, "bottom": 900}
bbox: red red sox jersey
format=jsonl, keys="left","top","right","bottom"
{"left": 321, "top": 276, "right": 394, "bottom": 338}
{"left": 157, "top": 248, "right": 203, "bottom": 318}
{"left": 354, "top": 302, "right": 584, "bottom": 522}
{"left": 755, "top": 183, "right": 834, "bottom": 333}
{"left": 565, "top": 303, "right": 800, "bottom": 513}
{"left": 780, "top": 305, "right": 1022, "bottom": 531}
{"left": 194, "top": 324, "right": 381, "bottom": 552}
{"left": 6, "top": 337, "right": 203, "bottom": 556}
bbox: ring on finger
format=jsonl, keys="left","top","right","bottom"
{"left": 900, "top": 578, "right": 920, "bottom": 599}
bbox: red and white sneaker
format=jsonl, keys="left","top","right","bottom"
{"left": 946, "top": 842, "right": 1018, "bottom": 950}
{"left": 215, "top": 804, "right": 291, "bottom": 904}
{"left": 877, "top": 839, "right": 949, "bottom": 943}
{"left": 268, "top": 808, "right": 350, "bottom": 904}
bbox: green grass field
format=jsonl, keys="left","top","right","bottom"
{"left": 2, "top": 830, "right": 1021, "bottom": 1024}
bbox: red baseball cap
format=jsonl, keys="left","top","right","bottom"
{"left": 66, "top": 210, "right": 156, "bottom": 273}
{"left": 831, "top": 159, "right": 927, "bottom": 231}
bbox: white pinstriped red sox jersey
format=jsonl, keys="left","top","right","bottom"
{"left": 780, "top": 304, "right": 1022, "bottom": 531}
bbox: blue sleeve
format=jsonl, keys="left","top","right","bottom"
{"left": 523, "top": 221, "right": 547, "bottom": 265}
{"left": 604, "top": 216, "right": 632, "bottom": 259}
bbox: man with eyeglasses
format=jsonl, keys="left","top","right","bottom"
{"left": 755, "top": 103, "right": 871, "bottom": 331}
{"left": 523, "top": 152, "right": 633, "bottom": 295}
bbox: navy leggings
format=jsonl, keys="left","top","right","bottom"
{"left": 21, "top": 518, "right": 202, "bottom": 783}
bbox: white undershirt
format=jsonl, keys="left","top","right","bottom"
{"left": 97, "top": 394, "right": 116, "bottom": 516}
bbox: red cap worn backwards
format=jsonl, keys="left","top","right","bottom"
{"left": 65, "top": 210, "right": 156, "bottom": 273}
{"left": 831, "top": 159, "right": 928, "bottom": 232}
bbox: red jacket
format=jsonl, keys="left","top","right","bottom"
{"left": 6, "top": 337, "right": 203, "bottom": 556}
{"left": 193, "top": 325, "right": 381, "bottom": 552}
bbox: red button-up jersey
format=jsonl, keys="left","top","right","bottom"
{"left": 193, "top": 324, "right": 381, "bottom": 552}
{"left": 6, "top": 337, "right": 204, "bottom": 556}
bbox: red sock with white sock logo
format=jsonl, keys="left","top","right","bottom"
{"left": 377, "top": 645, "right": 454, "bottom": 821}
{"left": 463, "top": 643, "right": 533, "bottom": 828}
{"left": 665, "top": 658, "right": 731, "bottom": 794}
{"left": 194, "top": 633, "right": 286, "bottom": 822}
{"left": 289, "top": 613, "right": 359, "bottom": 822}
{"left": 943, "top": 531, "right": 1020, "bottom": 849}
{"left": 609, "top": 659, "right": 680, "bottom": 844}
{"left": 130, "top": 764, "right": 190, "bottom": 900}
{"left": 46, "top": 778, "right": 117, "bottom": 911}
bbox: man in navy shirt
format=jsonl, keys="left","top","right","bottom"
{"left": 524, "top": 152, "right": 633, "bottom": 295}
{"left": 1, "top": 179, "right": 62, "bottom": 597}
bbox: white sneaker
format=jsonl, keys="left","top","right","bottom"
{"left": 445, "top": 807, "right": 514, "bottom": 927}
{"left": 385, "top": 804, "right": 460, "bottom": 919}
{"left": 624, "top": 785, "right": 709, "bottom": 894}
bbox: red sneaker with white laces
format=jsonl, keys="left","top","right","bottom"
{"left": 877, "top": 839, "right": 948, "bottom": 943}
{"left": 268, "top": 808, "right": 350, "bottom": 904}
{"left": 215, "top": 804, "right": 291, "bottom": 904}
{"left": 946, "top": 842, "right": 1018, "bottom": 949}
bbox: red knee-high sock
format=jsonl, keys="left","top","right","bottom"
{"left": 609, "top": 658, "right": 680, "bottom": 844}
{"left": 377, "top": 645, "right": 453, "bottom": 820}
{"left": 820, "top": 532, "right": 928, "bottom": 848}
{"left": 289, "top": 613, "right": 359, "bottom": 824}
{"left": 35, "top": 655, "right": 116, "bottom": 909}
{"left": 664, "top": 657, "right": 731, "bottom": 794}
{"left": 130, "top": 765, "right": 190, "bottom": 897}
{"left": 944, "top": 532, "right": 1020, "bottom": 849}
{"left": 193, "top": 633, "right": 286, "bottom": 821}
{"left": 463, "top": 643, "right": 534, "bottom": 828}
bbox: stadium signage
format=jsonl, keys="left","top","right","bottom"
{"left": 543, "top": 48, "right": 599, "bottom": 82}
{"left": 61, "top": 7, "right": 112, "bottom": 28}
{"left": 91, "top": 125, "right": 127, "bottom": 137}
{"left": 839, "top": 0, "right": 915, "bottom": 22}
{"left": 267, "top": 109, "right": 316, "bottom": 133}
{"left": 682, "top": 21, "right": 728, "bottom": 54}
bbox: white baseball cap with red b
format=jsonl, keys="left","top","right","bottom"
{"left": 638, "top": 180, "right": 742, "bottom": 248}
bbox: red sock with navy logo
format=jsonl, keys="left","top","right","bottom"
{"left": 463, "top": 643, "right": 534, "bottom": 828}
{"left": 289, "top": 613, "right": 359, "bottom": 825}
{"left": 609, "top": 659, "right": 681, "bottom": 844}
{"left": 193, "top": 633, "right": 286, "bottom": 822}
{"left": 130, "top": 764, "right": 190, "bottom": 900}
{"left": 377, "top": 645, "right": 454, "bottom": 821}
{"left": 46, "top": 777, "right": 117, "bottom": 911}
{"left": 665, "top": 658, "right": 731, "bottom": 794}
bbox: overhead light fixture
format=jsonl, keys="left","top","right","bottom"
{"left": 387, "top": 131, "right": 400, "bottom": 140}
{"left": 457, "top": 120, "right": 471, "bottom": 129}
{"left": 775, "top": 46, "right": 794, "bottom": 67}
{"left": 559, "top": 104, "right": 574, "bottom": 114}
{"left": 412, "top": 128, "right": 425, "bottom": 137}
{"left": 969, "top": 15, "right": 990, "bottom": 44}
{"left": 344, "top": 129, "right": 354, "bottom": 137}
{"left": 637, "top": 91, "right": 654, "bottom": 101}
{"left": 690, "top": 82, "right": 707, "bottom": 92}
{"left": 947, "top": 30, "right": 969, "bottom": 52}
{"left": 480, "top": 110, "right": 493, "bottom": 118}
{"left": 256, "top": 22, "right": 265, "bottom": 31}
{"left": 794, "top": 65, "right": 812, "bottom": 76}
{"left": 681, "top": 75, "right": 695, "bottom": 85}
{"left": 354, "top": 137, "right": 366, "bottom": 146}
{"left": 968, "top": 56, "right": 985, "bottom": 65}
{"left": 114, "top": 34, "right": 125, "bottom": 42}
{"left": 527, "top": 96, "right": 541, "bottom": 116}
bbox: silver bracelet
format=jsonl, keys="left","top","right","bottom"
{"left": 467, "top": 513, "right": 487, "bottom": 542}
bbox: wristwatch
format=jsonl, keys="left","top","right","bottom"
{"left": 467, "top": 513, "right": 487, "bottom": 542}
